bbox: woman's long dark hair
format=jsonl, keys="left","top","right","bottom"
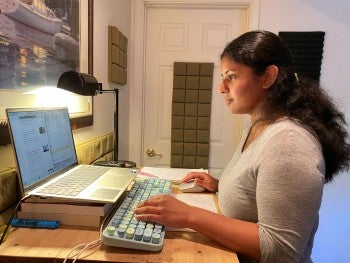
{"left": 221, "top": 30, "right": 350, "bottom": 183}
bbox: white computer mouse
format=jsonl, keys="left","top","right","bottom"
{"left": 179, "top": 180, "right": 206, "bottom": 193}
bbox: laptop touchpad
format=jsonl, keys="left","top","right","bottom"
{"left": 98, "top": 175, "right": 132, "bottom": 188}
{"left": 88, "top": 188, "right": 120, "bottom": 199}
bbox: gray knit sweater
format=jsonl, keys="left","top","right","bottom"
{"left": 218, "top": 119, "right": 324, "bottom": 263}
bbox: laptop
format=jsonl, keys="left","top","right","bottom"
{"left": 6, "top": 107, "right": 136, "bottom": 203}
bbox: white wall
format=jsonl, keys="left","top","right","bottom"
{"left": 259, "top": 0, "right": 350, "bottom": 262}
{"left": 74, "top": 0, "right": 131, "bottom": 161}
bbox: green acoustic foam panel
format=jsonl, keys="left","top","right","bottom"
{"left": 170, "top": 62, "right": 214, "bottom": 168}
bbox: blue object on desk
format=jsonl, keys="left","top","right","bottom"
{"left": 11, "top": 219, "right": 60, "bottom": 229}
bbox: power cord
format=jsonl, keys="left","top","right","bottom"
{"left": 62, "top": 199, "right": 121, "bottom": 263}
{"left": 0, "top": 195, "right": 30, "bottom": 245}
{"left": 63, "top": 231, "right": 103, "bottom": 263}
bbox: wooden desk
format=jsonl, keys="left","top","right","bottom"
{"left": 0, "top": 225, "right": 238, "bottom": 262}
{"left": 0, "top": 188, "right": 239, "bottom": 262}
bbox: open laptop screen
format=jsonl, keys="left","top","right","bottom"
{"left": 7, "top": 107, "right": 78, "bottom": 190}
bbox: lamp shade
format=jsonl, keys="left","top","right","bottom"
{"left": 57, "top": 71, "right": 101, "bottom": 96}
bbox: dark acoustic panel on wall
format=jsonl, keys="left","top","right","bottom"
{"left": 279, "top": 31, "right": 325, "bottom": 81}
{"left": 171, "top": 62, "right": 214, "bottom": 169}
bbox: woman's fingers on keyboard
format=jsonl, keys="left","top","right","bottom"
{"left": 135, "top": 195, "right": 191, "bottom": 228}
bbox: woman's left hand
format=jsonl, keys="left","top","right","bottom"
{"left": 134, "top": 194, "right": 192, "bottom": 229}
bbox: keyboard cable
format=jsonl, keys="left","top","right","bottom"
{"left": 62, "top": 200, "right": 121, "bottom": 263}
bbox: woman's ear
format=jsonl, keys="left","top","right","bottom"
{"left": 263, "top": 65, "right": 279, "bottom": 89}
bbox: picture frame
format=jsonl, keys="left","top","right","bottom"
{"left": 0, "top": 0, "right": 94, "bottom": 145}
{"left": 71, "top": 0, "right": 94, "bottom": 129}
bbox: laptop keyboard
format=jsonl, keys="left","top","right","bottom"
{"left": 102, "top": 178, "right": 172, "bottom": 251}
{"left": 38, "top": 165, "right": 111, "bottom": 196}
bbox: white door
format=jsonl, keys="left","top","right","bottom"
{"left": 130, "top": 1, "right": 259, "bottom": 177}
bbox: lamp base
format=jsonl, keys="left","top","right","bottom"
{"left": 94, "top": 160, "right": 136, "bottom": 168}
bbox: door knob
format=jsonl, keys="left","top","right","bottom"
{"left": 146, "top": 148, "right": 163, "bottom": 158}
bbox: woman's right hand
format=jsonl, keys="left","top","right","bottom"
{"left": 182, "top": 172, "right": 219, "bottom": 192}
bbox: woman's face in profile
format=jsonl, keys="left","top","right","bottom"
{"left": 218, "top": 56, "right": 267, "bottom": 116}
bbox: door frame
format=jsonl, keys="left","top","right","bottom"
{"left": 129, "top": 0, "right": 260, "bottom": 165}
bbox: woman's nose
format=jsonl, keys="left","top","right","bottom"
{"left": 218, "top": 81, "right": 227, "bottom": 93}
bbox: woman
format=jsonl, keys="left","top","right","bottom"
{"left": 134, "top": 30, "right": 350, "bottom": 262}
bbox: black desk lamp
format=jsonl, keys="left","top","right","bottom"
{"left": 57, "top": 71, "right": 135, "bottom": 168}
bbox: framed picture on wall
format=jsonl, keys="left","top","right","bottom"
{"left": 0, "top": 0, "right": 93, "bottom": 130}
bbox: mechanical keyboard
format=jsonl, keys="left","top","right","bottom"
{"left": 102, "top": 178, "right": 172, "bottom": 251}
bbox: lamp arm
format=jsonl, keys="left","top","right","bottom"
{"left": 98, "top": 90, "right": 116, "bottom": 94}
{"left": 97, "top": 85, "right": 118, "bottom": 95}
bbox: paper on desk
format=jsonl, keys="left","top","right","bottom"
{"left": 138, "top": 167, "right": 208, "bottom": 181}
{"left": 166, "top": 193, "right": 218, "bottom": 232}
{"left": 176, "top": 194, "right": 217, "bottom": 213}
